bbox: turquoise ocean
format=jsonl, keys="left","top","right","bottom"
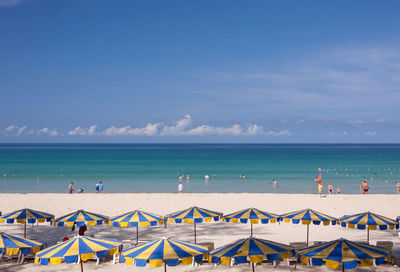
{"left": 0, "top": 144, "right": 399, "bottom": 194}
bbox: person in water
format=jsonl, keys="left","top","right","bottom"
{"left": 397, "top": 182, "right": 400, "bottom": 194}
{"left": 99, "top": 181, "right": 103, "bottom": 192}
{"left": 337, "top": 187, "right": 341, "bottom": 194}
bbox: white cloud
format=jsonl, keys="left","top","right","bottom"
{"left": 5, "top": 125, "right": 16, "bottom": 133}
{"left": 16, "top": 126, "right": 27, "bottom": 136}
{"left": 37, "top": 127, "right": 59, "bottom": 136}
{"left": 365, "top": 131, "right": 377, "bottom": 136}
{"left": 0, "top": 0, "right": 21, "bottom": 7}
{"left": 346, "top": 120, "right": 365, "bottom": 125}
{"left": 161, "top": 114, "right": 192, "bottom": 136}
{"left": 68, "top": 125, "right": 97, "bottom": 136}
{"left": 102, "top": 123, "right": 160, "bottom": 136}
{"left": 186, "top": 124, "right": 243, "bottom": 136}
{"left": 376, "top": 118, "right": 387, "bottom": 123}
{"left": 264, "top": 130, "right": 292, "bottom": 136}
{"left": 296, "top": 119, "right": 304, "bottom": 125}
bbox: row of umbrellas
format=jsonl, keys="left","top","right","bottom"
{"left": 0, "top": 231, "right": 391, "bottom": 272}
{"left": 1, "top": 207, "right": 399, "bottom": 244}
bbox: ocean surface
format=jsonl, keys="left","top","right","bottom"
{"left": 0, "top": 144, "right": 399, "bottom": 194}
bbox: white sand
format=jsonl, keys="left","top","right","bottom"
{"left": 0, "top": 193, "right": 399, "bottom": 271}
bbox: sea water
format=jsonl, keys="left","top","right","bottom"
{"left": 0, "top": 144, "right": 399, "bottom": 194}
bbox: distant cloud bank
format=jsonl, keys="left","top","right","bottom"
{"left": 2, "top": 115, "right": 291, "bottom": 137}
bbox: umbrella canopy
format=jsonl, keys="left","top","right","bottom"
{"left": 165, "top": 206, "right": 223, "bottom": 243}
{"left": 121, "top": 237, "right": 208, "bottom": 270}
{"left": 109, "top": 210, "right": 164, "bottom": 243}
{"left": 297, "top": 238, "right": 389, "bottom": 271}
{"left": 0, "top": 232, "right": 42, "bottom": 256}
{"left": 339, "top": 211, "right": 399, "bottom": 242}
{"left": 211, "top": 237, "right": 295, "bottom": 268}
{"left": 224, "top": 208, "right": 279, "bottom": 236}
{"left": 0, "top": 208, "right": 54, "bottom": 237}
{"left": 53, "top": 210, "right": 109, "bottom": 227}
{"left": 279, "top": 209, "right": 338, "bottom": 245}
{"left": 35, "top": 236, "right": 122, "bottom": 271}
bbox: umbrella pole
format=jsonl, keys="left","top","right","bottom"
{"left": 136, "top": 226, "right": 139, "bottom": 245}
{"left": 342, "top": 262, "right": 345, "bottom": 272}
{"left": 80, "top": 261, "right": 84, "bottom": 272}
{"left": 251, "top": 223, "right": 253, "bottom": 237}
{"left": 367, "top": 228, "right": 369, "bottom": 243}
{"left": 194, "top": 221, "right": 197, "bottom": 243}
{"left": 306, "top": 224, "right": 309, "bottom": 246}
{"left": 24, "top": 221, "right": 26, "bottom": 238}
{"left": 164, "top": 260, "right": 167, "bottom": 272}
{"left": 251, "top": 262, "right": 255, "bottom": 272}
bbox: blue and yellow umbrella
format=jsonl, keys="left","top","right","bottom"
{"left": 53, "top": 210, "right": 109, "bottom": 227}
{"left": 339, "top": 211, "right": 399, "bottom": 242}
{"left": 165, "top": 206, "right": 223, "bottom": 243}
{"left": 279, "top": 209, "right": 338, "bottom": 245}
{"left": 210, "top": 237, "right": 295, "bottom": 271}
{"left": 297, "top": 238, "right": 389, "bottom": 271}
{"left": 0, "top": 232, "right": 42, "bottom": 257}
{"left": 35, "top": 236, "right": 122, "bottom": 271}
{"left": 0, "top": 208, "right": 54, "bottom": 237}
{"left": 121, "top": 237, "right": 208, "bottom": 271}
{"left": 109, "top": 210, "right": 164, "bottom": 244}
{"left": 224, "top": 208, "right": 279, "bottom": 236}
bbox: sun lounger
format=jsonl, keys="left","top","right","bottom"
{"left": 287, "top": 242, "right": 307, "bottom": 266}
{"left": 198, "top": 242, "right": 214, "bottom": 263}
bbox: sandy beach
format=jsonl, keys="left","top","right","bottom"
{"left": 0, "top": 193, "right": 399, "bottom": 271}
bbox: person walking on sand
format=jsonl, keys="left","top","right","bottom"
{"left": 69, "top": 182, "right": 74, "bottom": 194}
{"left": 95, "top": 183, "right": 99, "bottom": 193}
{"left": 361, "top": 180, "right": 370, "bottom": 194}
{"left": 178, "top": 182, "right": 183, "bottom": 193}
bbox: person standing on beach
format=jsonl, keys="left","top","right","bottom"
{"left": 361, "top": 180, "right": 370, "bottom": 194}
{"left": 327, "top": 184, "right": 333, "bottom": 194}
{"left": 178, "top": 182, "right": 183, "bottom": 193}
{"left": 95, "top": 183, "right": 99, "bottom": 193}
{"left": 99, "top": 181, "right": 103, "bottom": 192}
{"left": 69, "top": 182, "right": 74, "bottom": 194}
{"left": 316, "top": 168, "right": 323, "bottom": 195}
{"left": 397, "top": 182, "right": 400, "bottom": 194}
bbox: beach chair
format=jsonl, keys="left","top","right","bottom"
{"left": 376, "top": 241, "right": 393, "bottom": 264}
{"left": 198, "top": 242, "right": 214, "bottom": 264}
{"left": 287, "top": 242, "right": 307, "bottom": 266}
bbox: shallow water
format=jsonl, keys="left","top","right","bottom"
{"left": 0, "top": 143, "right": 399, "bottom": 194}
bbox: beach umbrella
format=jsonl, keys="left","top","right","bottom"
{"left": 223, "top": 208, "right": 279, "bottom": 236}
{"left": 210, "top": 237, "right": 295, "bottom": 272}
{"left": 109, "top": 210, "right": 164, "bottom": 244}
{"left": 34, "top": 235, "right": 122, "bottom": 272}
{"left": 279, "top": 208, "right": 338, "bottom": 245}
{"left": 121, "top": 237, "right": 208, "bottom": 271}
{"left": 0, "top": 232, "right": 42, "bottom": 261}
{"left": 297, "top": 238, "right": 389, "bottom": 271}
{"left": 53, "top": 209, "right": 109, "bottom": 227}
{"left": 0, "top": 208, "right": 54, "bottom": 237}
{"left": 339, "top": 211, "right": 399, "bottom": 242}
{"left": 164, "top": 206, "right": 223, "bottom": 243}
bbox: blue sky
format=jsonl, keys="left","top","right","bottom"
{"left": 1, "top": 0, "right": 400, "bottom": 142}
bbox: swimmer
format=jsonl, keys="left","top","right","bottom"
{"left": 272, "top": 179, "right": 277, "bottom": 187}
{"left": 204, "top": 174, "right": 209, "bottom": 180}
{"left": 186, "top": 175, "right": 190, "bottom": 181}
{"left": 396, "top": 183, "right": 400, "bottom": 194}
{"left": 337, "top": 187, "right": 341, "bottom": 194}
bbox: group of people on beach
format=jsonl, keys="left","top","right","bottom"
{"left": 68, "top": 181, "right": 103, "bottom": 194}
